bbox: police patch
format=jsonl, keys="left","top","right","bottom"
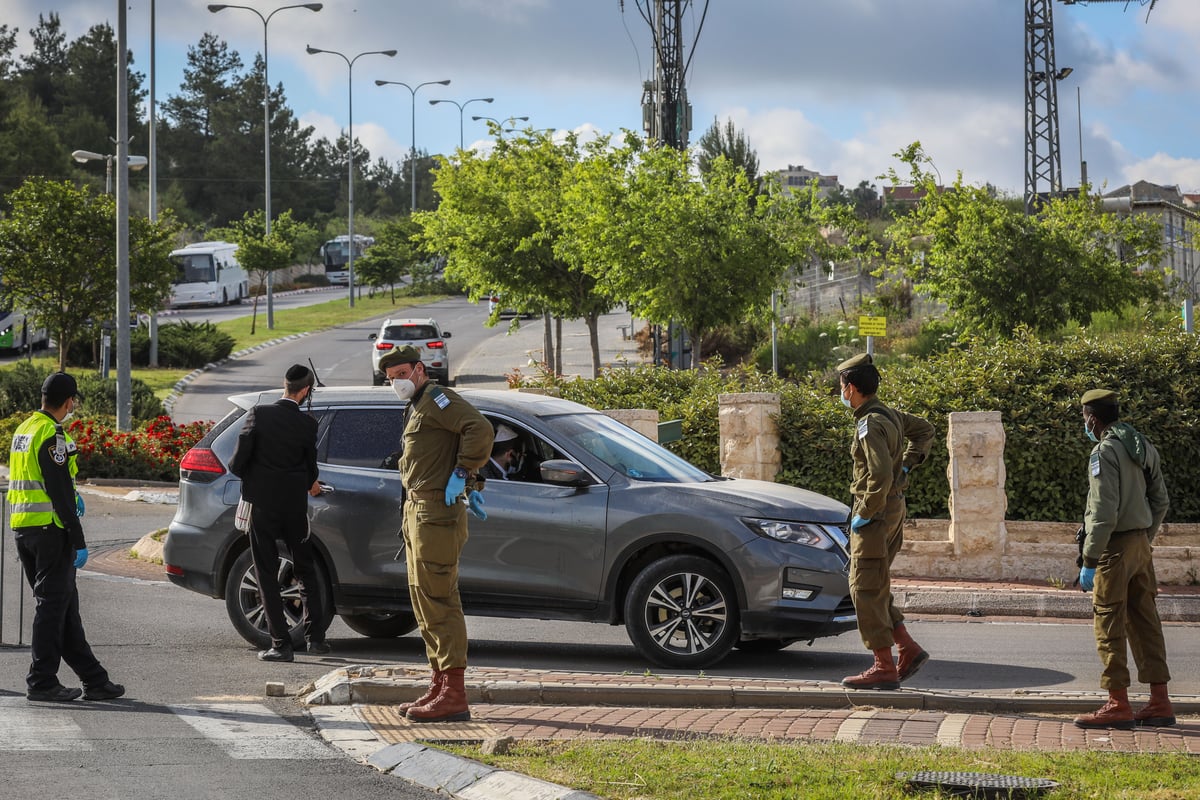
{"left": 857, "top": 419, "right": 869, "bottom": 440}
{"left": 1089, "top": 451, "right": 1101, "bottom": 477}
{"left": 12, "top": 433, "right": 32, "bottom": 452}
{"left": 52, "top": 448, "right": 67, "bottom": 465}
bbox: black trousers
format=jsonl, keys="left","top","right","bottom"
{"left": 14, "top": 525, "right": 109, "bottom": 692}
{"left": 248, "top": 505, "right": 325, "bottom": 648}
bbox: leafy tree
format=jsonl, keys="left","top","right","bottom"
{"left": 0, "top": 178, "right": 178, "bottom": 369}
{"left": 696, "top": 116, "right": 759, "bottom": 188}
{"left": 356, "top": 217, "right": 419, "bottom": 301}
{"left": 18, "top": 13, "right": 68, "bottom": 119}
{"left": 217, "top": 208, "right": 315, "bottom": 334}
{"left": 883, "top": 142, "right": 1165, "bottom": 336}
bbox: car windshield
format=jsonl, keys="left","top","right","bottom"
{"left": 171, "top": 254, "right": 215, "bottom": 284}
{"left": 547, "top": 412, "right": 712, "bottom": 483}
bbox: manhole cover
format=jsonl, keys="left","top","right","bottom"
{"left": 897, "top": 770, "right": 1059, "bottom": 799}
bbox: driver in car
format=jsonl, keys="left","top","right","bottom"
{"left": 480, "top": 424, "right": 524, "bottom": 481}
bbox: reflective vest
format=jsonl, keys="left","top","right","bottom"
{"left": 9, "top": 412, "right": 78, "bottom": 529}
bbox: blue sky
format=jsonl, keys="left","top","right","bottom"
{"left": 9, "top": 1, "right": 1199, "bottom": 198}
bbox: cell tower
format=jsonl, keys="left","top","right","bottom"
{"left": 1025, "top": 0, "right": 1160, "bottom": 214}
{"left": 623, "top": 0, "right": 708, "bottom": 150}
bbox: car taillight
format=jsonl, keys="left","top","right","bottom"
{"left": 427, "top": 340, "right": 445, "bottom": 349}
{"left": 375, "top": 342, "right": 395, "bottom": 351}
{"left": 179, "top": 447, "right": 226, "bottom": 483}
{"left": 165, "top": 563, "right": 184, "bottom": 576}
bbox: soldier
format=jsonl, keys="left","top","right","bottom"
{"left": 381, "top": 345, "right": 492, "bottom": 722}
{"left": 1074, "top": 389, "right": 1174, "bottom": 729}
{"left": 836, "top": 353, "right": 934, "bottom": 690}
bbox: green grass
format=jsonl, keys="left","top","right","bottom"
{"left": 438, "top": 739, "right": 1200, "bottom": 800}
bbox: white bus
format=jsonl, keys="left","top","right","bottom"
{"left": 320, "top": 234, "right": 373, "bottom": 285}
{"left": 0, "top": 294, "right": 49, "bottom": 352}
{"left": 169, "top": 241, "right": 249, "bottom": 307}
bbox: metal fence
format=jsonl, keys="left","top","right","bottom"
{"left": 0, "top": 486, "right": 30, "bottom": 648}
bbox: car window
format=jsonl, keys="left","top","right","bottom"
{"left": 321, "top": 407, "right": 405, "bottom": 469}
{"left": 383, "top": 325, "right": 437, "bottom": 340}
{"left": 548, "top": 412, "right": 712, "bottom": 483}
{"left": 482, "top": 416, "right": 567, "bottom": 483}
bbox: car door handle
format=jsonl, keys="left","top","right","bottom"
{"left": 318, "top": 482, "right": 336, "bottom": 494}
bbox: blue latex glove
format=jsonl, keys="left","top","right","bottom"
{"left": 1079, "top": 566, "right": 1095, "bottom": 591}
{"left": 467, "top": 490, "right": 487, "bottom": 520}
{"left": 850, "top": 515, "right": 871, "bottom": 532}
{"left": 74, "top": 548, "right": 89, "bottom": 569}
{"left": 76, "top": 494, "right": 85, "bottom": 517}
{"left": 445, "top": 468, "right": 467, "bottom": 506}
{"left": 902, "top": 466, "right": 910, "bottom": 474}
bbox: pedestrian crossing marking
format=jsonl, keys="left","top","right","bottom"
{"left": 0, "top": 698, "right": 93, "bottom": 751}
{"left": 170, "top": 702, "right": 340, "bottom": 760}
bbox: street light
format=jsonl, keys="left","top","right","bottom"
{"left": 71, "top": 150, "right": 148, "bottom": 194}
{"left": 428, "top": 97, "right": 493, "bottom": 150}
{"left": 472, "top": 115, "right": 529, "bottom": 136}
{"left": 208, "top": 3, "right": 322, "bottom": 330}
{"left": 374, "top": 78, "right": 451, "bottom": 213}
{"left": 307, "top": 45, "right": 397, "bottom": 307}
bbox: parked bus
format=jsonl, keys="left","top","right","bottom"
{"left": 320, "top": 234, "right": 374, "bottom": 285}
{"left": 0, "top": 293, "right": 49, "bottom": 351}
{"left": 169, "top": 241, "right": 248, "bottom": 307}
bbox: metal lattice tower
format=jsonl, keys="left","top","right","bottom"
{"left": 637, "top": 0, "right": 694, "bottom": 149}
{"left": 1025, "top": 0, "right": 1160, "bottom": 214}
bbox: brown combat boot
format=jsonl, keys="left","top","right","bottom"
{"left": 893, "top": 623, "right": 930, "bottom": 682}
{"left": 841, "top": 648, "right": 901, "bottom": 690}
{"left": 406, "top": 667, "right": 470, "bottom": 722}
{"left": 1134, "top": 683, "right": 1176, "bottom": 728}
{"left": 397, "top": 670, "right": 443, "bottom": 715}
{"left": 1074, "top": 688, "right": 1135, "bottom": 730}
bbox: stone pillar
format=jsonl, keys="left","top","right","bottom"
{"left": 603, "top": 409, "right": 659, "bottom": 441}
{"left": 946, "top": 411, "right": 1007, "bottom": 576}
{"left": 717, "top": 393, "right": 781, "bottom": 481}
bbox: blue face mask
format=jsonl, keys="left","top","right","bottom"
{"left": 840, "top": 386, "right": 852, "bottom": 409}
{"left": 1084, "top": 419, "right": 1099, "bottom": 443}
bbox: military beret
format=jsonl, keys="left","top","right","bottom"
{"left": 379, "top": 345, "right": 422, "bottom": 370}
{"left": 1081, "top": 388, "right": 1118, "bottom": 406}
{"left": 285, "top": 363, "right": 314, "bottom": 384}
{"left": 836, "top": 353, "right": 873, "bottom": 372}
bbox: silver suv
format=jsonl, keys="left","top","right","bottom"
{"left": 163, "top": 387, "right": 855, "bottom": 669}
{"left": 369, "top": 317, "right": 451, "bottom": 385}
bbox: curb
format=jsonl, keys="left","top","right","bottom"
{"left": 162, "top": 331, "right": 315, "bottom": 416}
{"left": 894, "top": 586, "right": 1200, "bottom": 622}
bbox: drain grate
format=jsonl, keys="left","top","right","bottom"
{"left": 897, "top": 770, "right": 1059, "bottom": 799}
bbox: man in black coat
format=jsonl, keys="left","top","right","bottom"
{"left": 229, "top": 364, "right": 326, "bottom": 662}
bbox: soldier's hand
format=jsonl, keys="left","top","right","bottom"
{"left": 445, "top": 467, "right": 468, "bottom": 506}
{"left": 850, "top": 515, "right": 871, "bottom": 532}
{"left": 467, "top": 490, "right": 487, "bottom": 520}
{"left": 1078, "top": 566, "right": 1095, "bottom": 592}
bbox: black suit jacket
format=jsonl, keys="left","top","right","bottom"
{"left": 229, "top": 399, "right": 319, "bottom": 513}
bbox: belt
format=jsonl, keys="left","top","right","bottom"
{"left": 406, "top": 489, "right": 446, "bottom": 502}
{"left": 1111, "top": 527, "right": 1149, "bottom": 538}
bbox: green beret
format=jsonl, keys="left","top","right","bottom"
{"left": 836, "top": 353, "right": 873, "bottom": 372}
{"left": 379, "top": 345, "right": 422, "bottom": 370}
{"left": 1081, "top": 389, "right": 1118, "bottom": 406}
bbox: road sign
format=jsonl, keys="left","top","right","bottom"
{"left": 858, "top": 315, "right": 887, "bottom": 337}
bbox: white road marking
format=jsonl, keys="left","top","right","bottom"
{"left": 170, "top": 702, "right": 340, "bottom": 760}
{"left": 0, "top": 698, "right": 93, "bottom": 751}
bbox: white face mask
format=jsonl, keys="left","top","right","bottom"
{"left": 391, "top": 379, "right": 416, "bottom": 401}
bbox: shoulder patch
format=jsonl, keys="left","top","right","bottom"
{"left": 1089, "top": 451, "right": 1101, "bottom": 478}
{"left": 12, "top": 433, "right": 32, "bottom": 452}
{"left": 856, "top": 418, "right": 870, "bottom": 440}
{"left": 430, "top": 386, "right": 451, "bottom": 410}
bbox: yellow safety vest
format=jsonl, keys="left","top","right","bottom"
{"left": 9, "top": 412, "right": 78, "bottom": 529}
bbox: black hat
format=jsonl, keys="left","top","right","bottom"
{"left": 42, "top": 372, "right": 82, "bottom": 406}
{"left": 285, "top": 364, "right": 315, "bottom": 386}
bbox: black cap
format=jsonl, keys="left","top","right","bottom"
{"left": 285, "top": 364, "right": 314, "bottom": 386}
{"left": 41, "top": 372, "right": 81, "bottom": 406}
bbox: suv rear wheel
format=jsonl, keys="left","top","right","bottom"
{"left": 224, "top": 548, "right": 331, "bottom": 649}
{"left": 341, "top": 611, "right": 418, "bottom": 638}
{"left": 623, "top": 554, "right": 740, "bottom": 669}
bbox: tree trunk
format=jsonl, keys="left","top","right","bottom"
{"left": 542, "top": 312, "right": 554, "bottom": 372}
{"left": 555, "top": 316, "right": 563, "bottom": 376}
{"left": 586, "top": 312, "right": 600, "bottom": 378}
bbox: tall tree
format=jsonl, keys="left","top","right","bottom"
{"left": 216, "top": 208, "right": 315, "bottom": 334}
{"left": 695, "top": 116, "right": 760, "bottom": 188}
{"left": 18, "top": 13, "right": 68, "bottom": 118}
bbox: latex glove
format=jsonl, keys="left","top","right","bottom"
{"left": 445, "top": 468, "right": 467, "bottom": 506}
{"left": 902, "top": 466, "right": 910, "bottom": 474}
{"left": 74, "top": 548, "right": 89, "bottom": 569}
{"left": 76, "top": 493, "right": 85, "bottom": 517}
{"left": 467, "top": 490, "right": 487, "bottom": 520}
{"left": 1078, "top": 566, "right": 1095, "bottom": 592}
{"left": 850, "top": 515, "right": 871, "bottom": 532}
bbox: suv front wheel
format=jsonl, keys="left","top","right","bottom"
{"left": 224, "top": 548, "right": 332, "bottom": 649}
{"left": 623, "top": 554, "right": 740, "bottom": 669}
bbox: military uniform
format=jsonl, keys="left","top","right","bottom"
{"left": 399, "top": 380, "right": 492, "bottom": 672}
{"left": 847, "top": 395, "right": 934, "bottom": 650}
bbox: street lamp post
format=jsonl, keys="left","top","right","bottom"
{"left": 71, "top": 150, "right": 148, "bottom": 194}
{"left": 472, "top": 114, "right": 529, "bottom": 136}
{"left": 374, "top": 78, "right": 451, "bottom": 213}
{"left": 208, "top": 3, "right": 322, "bottom": 329}
{"left": 307, "top": 46, "right": 397, "bottom": 308}
{"left": 428, "top": 97, "right": 493, "bottom": 150}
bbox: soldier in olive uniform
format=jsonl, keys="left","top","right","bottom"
{"left": 380, "top": 345, "right": 493, "bottom": 722}
{"left": 1074, "top": 389, "right": 1175, "bottom": 730}
{"left": 837, "top": 353, "right": 934, "bottom": 690}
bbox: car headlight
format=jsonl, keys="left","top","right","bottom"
{"left": 743, "top": 518, "right": 838, "bottom": 550}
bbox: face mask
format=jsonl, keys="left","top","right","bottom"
{"left": 840, "top": 386, "right": 852, "bottom": 409}
{"left": 1084, "top": 419, "right": 1099, "bottom": 443}
{"left": 391, "top": 378, "right": 416, "bottom": 401}
{"left": 507, "top": 451, "right": 525, "bottom": 476}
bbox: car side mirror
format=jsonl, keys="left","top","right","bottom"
{"left": 539, "top": 459, "right": 594, "bottom": 487}
{"left": 369, "top": 333, "right": 378, "bottom": 340}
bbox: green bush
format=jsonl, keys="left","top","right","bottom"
{"left": 292, "top": 272, "right": 330, "bottom": 288}
{"left": 131, "top": 320, "right": 235, "bottom": 369}
{"left": 0, "top": 361, "right": 163, "bottom": 423}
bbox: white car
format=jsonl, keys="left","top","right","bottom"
{"left": 369, "top": 317, "right": 451, "bottom": 385}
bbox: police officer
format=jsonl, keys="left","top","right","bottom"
{"left": 381, "top": 345, "right": 492, "bottom": 722}
{"left": 1074, "top": 389, "right": 1174, "bottom": 729}
{"left": 836, "top": 353, "right": 934, "bottom": 690}
{"left": 9, "top": 372, "right": 124, "bottom": 702}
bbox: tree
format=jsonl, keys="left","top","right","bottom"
{"left": 883, "top": 142, "right": 1165, "bottom": 336}
{"left": 695, "top": 116, "right": 759, "bottom": 188}
{"left": 0, "top": 178, "right": 177, "bottom": 369}
{"left": 217, "top": 208, "right": 314, "bottom": 334}
{"left": 356, "top": 217, "right": 419, "bottom": 301}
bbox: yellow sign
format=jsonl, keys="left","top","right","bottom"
{"left": 858, "top": 315, "right": 887, "bottom": 337}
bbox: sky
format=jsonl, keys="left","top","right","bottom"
{"left": 7, "top": 0, "right": 1200, "bottom": 198}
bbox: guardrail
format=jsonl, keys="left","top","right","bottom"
{"left": 0, "top": 486, "right": 29, "bottom": 647}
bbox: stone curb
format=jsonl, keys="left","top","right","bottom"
{"left": 894, "top": 586, "right": 1200, "bottom": 622}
